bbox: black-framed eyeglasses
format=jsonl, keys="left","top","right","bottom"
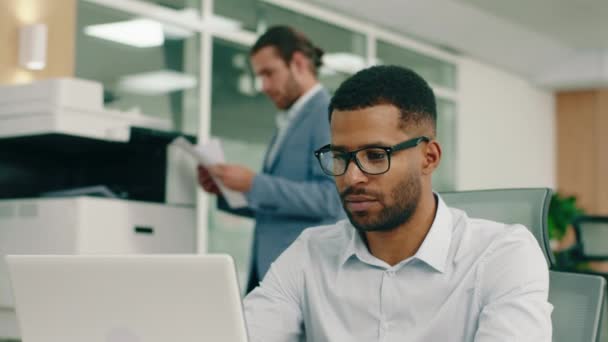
{"left": 314, "top": 136, "right": 430, "bottom": 176}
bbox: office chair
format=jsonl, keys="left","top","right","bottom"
{"left": 573, "top": 216, "right": 608, "bottom": 261}
{"left": 440, "top": 188, "right": 554, "bottom": 267}
{"left": 549, "top": 270, "right": 606, "bottom": 342}
{"left": 441, "top": 189, "right": 605, "bottom": 341}
{"left": 571, "top": 216, "right": 608, "bottom": 341}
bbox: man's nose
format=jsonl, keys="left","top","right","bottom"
{"left": 261, "top": 78, "right": 271, "bottom": 93}
{"left": 342, "top": 159, "right": 368, "bottom": 186}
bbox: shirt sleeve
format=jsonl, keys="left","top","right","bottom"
{"left": 217, "top": 195, "right": 255, "bottom": 218}
{"left": 246, "top": 172, "right": 342, "bottom": 220}
{"left": 474, "top": 225, "right": 553, "bottom": 341}
{"left": 243, "top": 236, "right": 307, "bottom": 342}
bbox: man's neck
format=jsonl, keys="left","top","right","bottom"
{"left": 286, "top": 81, "right": 321, "bottom": 113}
{"left": 364, "top": 192, "right": 438, "bottom": 266}
{"left": 300, "top": 80, "right": 319, "bottom": 98}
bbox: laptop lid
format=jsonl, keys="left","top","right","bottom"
{"left": 6, "top": 254, "right": 248, "bottom": 342}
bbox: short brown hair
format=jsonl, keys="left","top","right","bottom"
{"left": 251, "top": 25, "right": 324, "bottom": 75}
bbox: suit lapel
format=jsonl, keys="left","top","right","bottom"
{"left": 266, "top": 90, "right": 326, "bottom": 174}
{"left": 262, "top": 132, "right": 278, "bottom": 173}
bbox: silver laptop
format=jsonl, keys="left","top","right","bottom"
{"left": 6, "top": 254, "right": 249, "bottom": 342}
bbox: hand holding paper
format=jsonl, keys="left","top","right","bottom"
{"left": 208, "top": 164, "right": 255, "bottom": 193}
{"left": 197, "top": 165, "right": 220, "bottom": 195}
{"left": 172, "top": 137, "right": 249, "bottom": 209}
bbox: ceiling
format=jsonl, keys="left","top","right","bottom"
{"left": 461, "top": 0, "right": 608, "bottom": 50}
{"left": 306, "top": 0, "right": 608, "bottom": 90}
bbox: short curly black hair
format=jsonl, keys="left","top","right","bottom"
{"left": 329, "top": 65, "right": 436, "bottom": 134}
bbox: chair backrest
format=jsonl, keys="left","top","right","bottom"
{"left": 549, "top": 270, "right": 605, "bottom": 342}
{"left": 573, "top": 216, "right": 608, "bottom": 259}
{"left": 440, "top": 188, "right": 554, "bottom": 267}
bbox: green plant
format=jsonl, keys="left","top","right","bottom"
{"left": 547, "top": 193, "right": 585, "bottom": 240}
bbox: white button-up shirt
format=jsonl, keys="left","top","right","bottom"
{"left": 244, "top": 195, "right": 552, "bottom": 341}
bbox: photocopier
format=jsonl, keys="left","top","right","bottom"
{"left": 0, "top": 78, "right": 199, "bottom": 339}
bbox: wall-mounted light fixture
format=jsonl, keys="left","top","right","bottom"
{"left": 19, "top": 23, "right": 48, "bottom": 70}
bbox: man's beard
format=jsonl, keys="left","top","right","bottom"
{"left": 277, "top": 71, "right": 302, "bottom": 110}
{"left": 341, "top": 172, "right": 421, "bottom": 232}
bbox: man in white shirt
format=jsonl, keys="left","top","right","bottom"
{"left": 244, "top": 65, "right": 553, "bottom": 341}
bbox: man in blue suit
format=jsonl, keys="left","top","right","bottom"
{"left": 198, "top": 26, "right": 344, "bottom": 292}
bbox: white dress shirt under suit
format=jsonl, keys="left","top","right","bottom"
{"left": 244, "top": 195, "right": 553, "bottom": 341}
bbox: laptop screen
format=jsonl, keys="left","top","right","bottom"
{"left": 7, "top": 254, "right": 248, "bottom": 342}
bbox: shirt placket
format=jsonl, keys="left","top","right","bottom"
{"left": 379, "top": 268, "right": 396, "bottom": 341}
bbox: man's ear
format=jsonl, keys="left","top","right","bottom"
{"left": 421, "top": 140, "right": 441, "bottom": 175}
{"left": 290, "top": 51, "right": 310, "bottom": 74}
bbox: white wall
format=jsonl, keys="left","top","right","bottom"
{"left": 456, "top": 58, "right": 555, "bottom": 190}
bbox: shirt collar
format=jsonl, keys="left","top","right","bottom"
{"left": 340, "top": 221, "right": 360, "bottom": 265}
{"left": 340, "top": 193, "right": 453, "bottom": 273}
{"left": 340, "top": 222, "right": 385, "bottom": 268}
{"left": 413, "top": 194, "right": 452, "bottom": 273}
{"left": 277, "top": 83, "right": 323, "bottom": 120}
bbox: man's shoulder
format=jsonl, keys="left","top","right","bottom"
{"left": 450, "top": 208, "right": 550, "bottom": 312}
{"left": 297, "top": 219, "right": 350, "bottom": 243}
{"left": 454, "top": 207, "right": 535, "bottom": 241}
{"left": 302, "top": 88, "right": 330, "bottom": 116}
{"left": 309, "top": 86, "right": 331, "bottom": 103}
{"left": 451, "top": 208, "right": 542, "bottom": 263}
{"left": 292, "top": 219, "right": 354, "bottom": 267}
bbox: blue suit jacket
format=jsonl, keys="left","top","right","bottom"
{"left": 219, "top": 88, "right": 344, "bottom": 280}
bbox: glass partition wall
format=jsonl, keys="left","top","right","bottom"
{"left": 207, "top": 38, "right": 274, "bottom": 284}
{"left": 76, "top": 1, "right": 201, "bottom": 134}
{"left": 77, "top": 0, "right": 459, "bottom": 290}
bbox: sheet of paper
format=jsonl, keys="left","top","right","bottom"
{"left": 171, "top": 137, "right": 248, "bottom": 209}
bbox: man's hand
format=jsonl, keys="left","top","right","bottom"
{"left": 209, "top": 164, "right": 256, "bottom": 193}
{"left": 197, "top": 165, "right": 220, "bottom": 195}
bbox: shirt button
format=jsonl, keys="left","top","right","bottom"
{"left": 386, "top": 270, "right": 395, "bottom": 277}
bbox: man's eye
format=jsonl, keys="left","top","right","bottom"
{"left": 331, "top": 152, "right": 347, "bottom": 160}
{"left": 366, "top": 151, "right": 387, "bottom": 161}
